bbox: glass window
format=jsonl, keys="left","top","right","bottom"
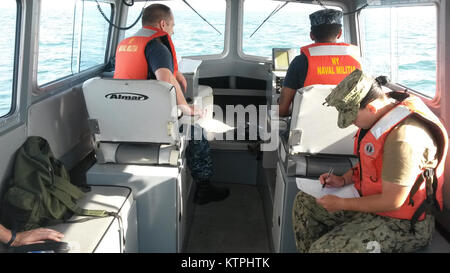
{"left": 0, "top": 0, "right": 18, "bottom": 117}
{"left": 360, "top": 5, "right": 437, "bottom": 97}
{"left": 124, "top": 0, "right": 225, "bottom": 57}
{"left": 243, "top": 0, "right": 345, "bottom": 58}
{"left": 38, "top": 0, "right": 111, "bottom": 86}
{"left": 80, "top": 1, "right": 112, "bottom": 71}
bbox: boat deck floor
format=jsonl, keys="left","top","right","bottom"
{"left": 186, "top": 182, "right": 271, "bottom": 253}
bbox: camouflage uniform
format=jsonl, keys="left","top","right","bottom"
{"left": 292, "top": 191, "right": 435, "bottom": 253}
{"left": 185, "top": 125, "right": 213, "bottom": 181}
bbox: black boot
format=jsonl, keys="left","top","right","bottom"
{"left": 194, "top": 180, "right": 230, "bottom": 205}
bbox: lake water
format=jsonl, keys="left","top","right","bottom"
{"left": 0, "top": 2, "right": 438, "bottom": 116}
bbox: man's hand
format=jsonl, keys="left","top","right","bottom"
{"left": 316, "top": 180, "right": 413, "bottom": 214}
{"left": 319, "top": 173, "right": 346, "bottom": 188}
{"left": 191, "top": 106, "right": 205, "bottom": 118}
{"left": 12, "top": 228, "right": 64, "bottom": 247}
{"left": 316, "top": 195, "right": 344, "bottom": 213}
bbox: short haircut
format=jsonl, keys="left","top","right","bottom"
{"left": 310, "top": 24, "right": 342, "bottom": 42}
{"left": 142, "top": 4, "right": 172, "bottom": 26}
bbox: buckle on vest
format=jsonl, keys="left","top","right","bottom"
{"left": 423, "top": 168, "right": 434, "bottom": 178}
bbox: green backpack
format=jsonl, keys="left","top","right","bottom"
{"left": 1, "top": 136, "right": 111, "bottom": 232}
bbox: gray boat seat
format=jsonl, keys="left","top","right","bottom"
{"left": 48, "top": 185, "right": 137, "bottom": 253}
{"left": 82, "top": 77, "right": 182, "bottom": 165}
{"left": 286, "top": 154, "right": 359, "bottom": 178}
{"left": 289, "top": 84, "right": 357, "bottom": 156}
{"left": 82, "top": 77, "right": 193, "bottom": 253}
{"left": 0, "top": 185, "right": 138, "bottom": 253}
{"left": 279, "top": 84, "right": 359, "bottom": 177}
{"left": 273, "top": 85, "right": 360, "bottom": 252}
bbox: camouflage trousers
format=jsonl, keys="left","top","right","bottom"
{"left": 185, "top": 125, "right": 213, "bottom": 181}
{"left": 292, "top": 191, "right": 434, "bottom": 253}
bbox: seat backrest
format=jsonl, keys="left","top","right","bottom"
{"left": 82, "top": 77, "right": 179, "bottom": 145}
{"left": 289, "top": 84, "right": 358, "bottom": 155}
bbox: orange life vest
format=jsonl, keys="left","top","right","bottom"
{"left": 300, "top": 42, "right": 362, "bottom": 87}
{"left": 352, "top": 95, "right": 448, "bottom": 223}
{"left": 113, "top": 26, "right": 178, "bottom": 80}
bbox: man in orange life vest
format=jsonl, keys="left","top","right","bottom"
{"left": 114, "top": 4, "right": 229, "bottom": 205}
{"left": 292, "top": 69, "right": 448, "bottom": 252}
{"left": 278, "top": 9, "right": 361, "bottom": 116}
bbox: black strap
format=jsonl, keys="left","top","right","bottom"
{"left": 6, "top": 230, "right": 16, "bottom": 247}
{"left": 409, "top": 199, "right": 429, "bottom": 234}
{"left": 409, "top": 168, "right": 441, "bottom": 233}
{"left": 431, "top": 171, "right": 440, "bottom": 211}
{"left": 408, "top": 172, "right": 425, "bottom": 207}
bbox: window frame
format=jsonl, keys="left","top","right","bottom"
{"left": 0, "top": 0, "right": 21, "bottom": 121}
{"left": 34, "top": 0, "right": 115, "bottom": 95}
{"left": 237, "top": 0, "right": 348, "bottom": 62}
{"left": 357, "top": 2, "right": 439, "bottom": 103}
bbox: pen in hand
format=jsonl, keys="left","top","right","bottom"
{"left": 322, "top": 167, "right": 334, "bottom": 189}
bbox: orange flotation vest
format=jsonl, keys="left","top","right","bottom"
{"left": 352, "top": 94, "right": 447, "bottom": 230}
{"left": 114, "top": 26, "right": 178, "bottom": 80}
{"left": 301, "top": 42, "right": 362, "bottom": 87}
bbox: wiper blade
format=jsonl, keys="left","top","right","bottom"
{"left": 182, "top": 0, "right": 222, "bottom": 35}
{"left": 249, "top": 1, "right": 288, "bottom": 38}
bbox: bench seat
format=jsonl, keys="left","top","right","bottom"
{"left": 47, "top": 185, "right": 137, "bottom": 253}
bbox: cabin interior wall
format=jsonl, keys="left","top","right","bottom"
{"left": 0, "top": 125, "right": 27, "bottom": 197}
{"left": 26, "top": 85, "right": 94, "bottom": 170}
{"left": 0, "top": 0, "right": 101, "bottom": 200}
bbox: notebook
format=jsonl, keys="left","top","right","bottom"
{"left": 295, "top": 178, "right": 360, "bottom": 199}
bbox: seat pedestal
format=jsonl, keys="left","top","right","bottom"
{"left": 86, "top": 163, "right": 191, "bottom": 253}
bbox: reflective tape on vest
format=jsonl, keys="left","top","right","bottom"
{"left": 370, "top": 106, "right": 411, "bottom": 139}
{"left": 307, "top": 45, "right": 360, "bottom": 59}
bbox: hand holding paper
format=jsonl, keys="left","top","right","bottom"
{"left": 196, "top": 118, "right": 235, "bottom": 134}
{"left": 296, "top": 178, "right": 360, "bottom": 199}
{"left": 296, "top": 178, "right": 360, "bottom": 213}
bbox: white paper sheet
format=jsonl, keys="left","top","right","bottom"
{"left": 295, "top": 178, "right": 360, "bottom": 199}
{"left": 178, "top": 58, "right": 203, "bottom": 74}
{"left": 196, "top": 118, "right": 235, "bottom": 134}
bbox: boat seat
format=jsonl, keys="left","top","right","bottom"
{"left": 46, "top": 185, "right": 137, "bottom": 253}
{"left": 82, "top": 77, "right": 194, "bottom": 252}
{"left": 82, "top": 77, "right": 182, "bottom": 165}
{"left": 0, "top": 185, "right": 138, "bottom": 253}
{"left": 278, "top": 84, "right": 359, "bottom": 177}
{"left": 289, "top": 84, "right": 357, "bottom": 155}
{"left": 273, "top": 84, "right": 359, "bottom": 253}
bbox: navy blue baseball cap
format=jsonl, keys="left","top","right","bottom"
{"left": 309, "top": 9, "right": 343, "bottom": 26}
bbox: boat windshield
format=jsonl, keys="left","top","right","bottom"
{"left": 242, "top": 0, "right": 345, "bottom": 59}
{"left": 125, "top": 0, "right": 226, "bottom": 58}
